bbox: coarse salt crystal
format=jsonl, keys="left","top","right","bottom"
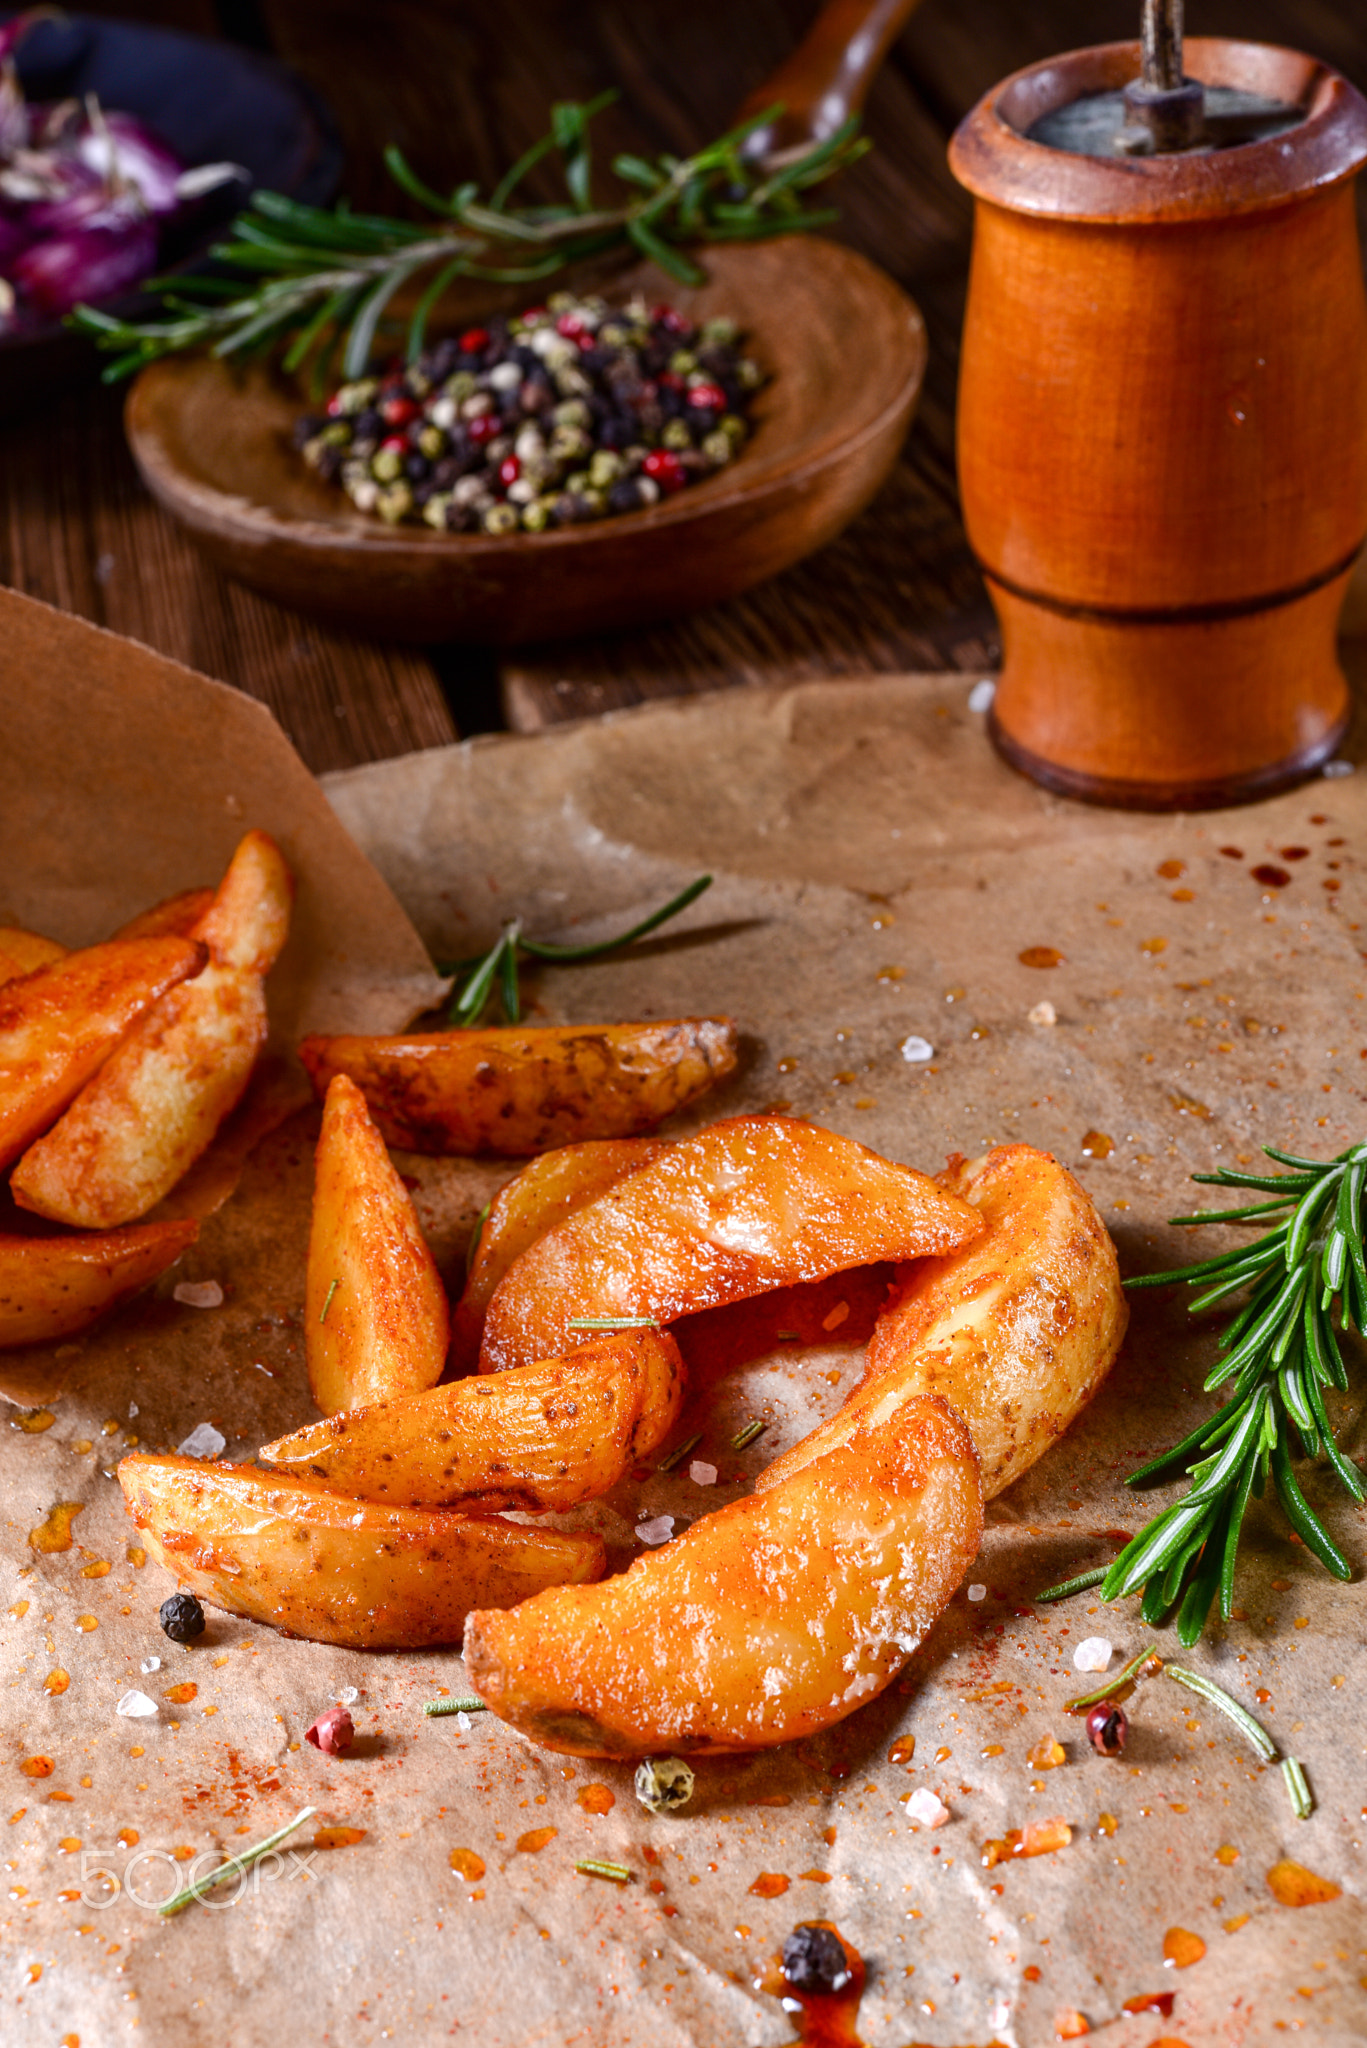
{"left": 988, "top": 1998, "right": 1010, "bottom": 2029}
{"left": 338, "top": 1686, "right": 359, "bottom": 1706}
{"left": 177, "top": 1422, "right": 226, "bottom": 1460}
{"left": 900, "top": 1035, "right": 934, "bottom": 1064}
{"left": 116, "top": 1690, "right": 158, "bottom": 1719}
{"left": 140, "top": 1655, "right": 161, "bottom": 1674}
{"left": 173, "top": 1281, "right": 223, "bottom": 1309}
{"left": 907, "top": 1788, "right": 949, "bottom": 1829}
{"left": 456, "top": 1712, "right": 473, "bottom": 1733}
{"left": 1028, "top": 1001, "right": 1057, "bottom": 1028}
{"left": 128, "top": 1402, "right": 139, "bottom": 1419}
{"left": 637, "top": 1515, "right": 674, "bottom": 1547}
{"left": 967, "top": 1583, "right": 987, "bottom": 1602}
{"left": 967, "top": 678, "right": 996, "bottom": 714}
{"left": 1073, "top": 1637, "right": 1113, "bottom": 1673}
{"left": 689, "top": 1461, "right": 718, "bottom": 1486}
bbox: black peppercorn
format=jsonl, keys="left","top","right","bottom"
{"left": 1085, "top": 1699, "right": 1128, "bottom": 1756}
{"left": 607, "top": 478, "right": 644, "bottom": 515}
{"left": 781, "top": 1924, "right": 850, "bottom": 1996}
{"left": 159, "top": 1591, "right": 206, "bottom": 1643}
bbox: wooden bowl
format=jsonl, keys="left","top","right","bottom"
{"left": 123, "top": 238, "right": 926, "bottom": 646}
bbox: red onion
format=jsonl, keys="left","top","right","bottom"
{"left": 13, "top": 215, "right": 158, "bottom": 316}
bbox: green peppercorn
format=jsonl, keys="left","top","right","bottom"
{"left": 598, "top": 321, "right": 628, "bottom": 347}
{"left": 370, "top": 446, "right": 404, "bottom": 484}
{"left": 376, "top": 482, "right": 413, "bottom": 523}
{"left": 442, "top": 371, "right": 478, "bottom": 401}
{"left": 482, "top": 502, "right": 520, "bottom": 535}
{"left": 422, "top": 492, "right": 452, "bottom": 529}
{"left": 736, "top": 358, "right": 763, "bottom": 390}
{"left": 668, "top": 349, "right": 698, "bottom": 375}
{"left": 700, "top": 317, "right": 738, "bottom": 348}
{"left": 661, "top": 418, "right": 693, "bottom": 451}
{"left": 520, "top": 500, "right": 551, "bottom": 532}
{"left": 547, "top": 289, "right": 577, "bottom": 314}
{"left": 417, "top": 425, "right": 445, "bottom": 459}
{"left": 588, "top": 450, "right": 624, "bottom": 487}
{"left": 701, "top": 430, "right": 733, "bottom": 466}
{"left": 551, "top": 398, "right": 592, "bottom": 430}
{"left": 719, "top": 413, "right": 747, "bottom": 443}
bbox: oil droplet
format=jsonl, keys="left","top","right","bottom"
{"left": 1122, "top": 1990, "right": 1174, "bottom": 2017}
{"left": 1220, "top": 845, "right": 1244, "bottom": 859}
{"left": 13, "top": 1409, "right": 55, "bottom": 1433}
{"left": 980, "top": 1818, "right": 1072, "bottom": 1868}
{"left": 127, "top": 1546, "right": 146, "bottom": 1567}
{"left": 749, "top": 1871, "right": 791, "bottom": 1898}
{"left": 313, "top": 1826, "right": 367, "bottom": 1850}
{"left": 1019, "top": 946, "right": 1064, "bottom": 969}
{"left": 888, "top": 1737, "right": 915, "bottom": 1764}
{"left": 822, "top": 1301, "right": 850, "bottom": 1332}
{"left": 516, "top": 1827, "right": 557, "bottom": 1854}
{"left": 777, "top": 1056, "right": 800, "bottom": 1073}
{"left": 981, "top": 1744, "right": 1004, "bottom": 1758}
{"left": 1140, "top": 937, "right": 1167, "bottom": 955}
{"left": 21, "top": 1755, "right": 54, "bottom": 1777}
{"left": 163, "top": 1682, "right": 196, "bottom": 1705}
{"left": 61, "top": 2034, "right": 78, "bottom": 2047}
{"left": 9, "top": 1599, "right": 29, "bottom": 1618}
{"left": 173, "top": 1845, "right": 196, "bottom": 1861}
{"left": 1170, "top": 887, "right": 1195, "bottom": 901}
{"left": 1157, "top": 859, "right": 1186, "bottom": 879}
{"left": 1224, "top": 1912, "right": 1249, "bottom": 1932}
{"left": 28, "top": 1501, "right": 84, "bottom": 1553}
{"left": 43, "top": 1669, "right": 69, "bottom": 1696}
{"left": 1056, "top": 2013, "right": 1090, "bottom": 2039}
{"left": 800, "top": 1869, "right": 833, "bottom": 1884}
{"left": 79, "top": 1560, "right": 111, "bottom": 1579}
{"left": 1251, "top": 864, "right": 1290, "bottom": 888}
{"left": 1027, "top": 1735, "right": 1065, "bottom": 1770}
{"left": 57, "top": 1836, "right": 81, "bottom": 1853}
{"left": 102, "top": 1419, "right": 120, "bottom": 1435}
{"left": 876, "top": 966, "right": 904, "bottom": 983}
{"left": 576, "top": 1784, "right": 615, "bottom": 1815}
{"left": 1266, "top": 1859, "right": 1341, "bottom": 1907}
{"left": 1080, "top": 1131, "right": 1113, "bottom": 1160}
{"left": 1254, "top": 1688, "right": 1271, "bottom": 1704}
{"left": 1215, "top": 1843, "right": 1239, "bottom": 1866}
{"left": 449, "top": 1847, "right": 485, "bottom": 1881}
{"left": 73, "top": 1439, "right": 93, "bottom": 1454}
{"left": 128, "top": 1746, "right": 144, "bottom": 1759}
{"left": 26, "top": 1962, "right": 41, "bottom": 1984}
{"left": 75, "top": 1615, "right": 98, "bottom": 1633}
{"left": 933, "top": 1745, "right": 952, "bottom": 1765}
{"left": 1280, "top": 846, "right": 1310, "bottom": 861}
{"left": 1163, "top": 1927, "right": 1206, "bottom": 1968}
{"left": 117, "top": 1827, "right": 139, "bottom": 1848}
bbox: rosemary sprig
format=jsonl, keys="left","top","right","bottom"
{"left": 575, "top": 1858, "right": 631, "bottom": 1883}
{"left": 437, "top": 874, "right": 712, "bottom": 1025}
{"left": 1035, "top": 1564, "right": 1110, "bottom": 1604}
{"left": 567, "top": 1316, "right": 661, "bottom": 1332}
{"left": 1106, "top": 1141, "right": 1366, "bottom": 1645}
{"left": 1162, "top": 1664, "right": 1275, "bottom": 1762}
{"left": 158, "top": 1805, "right": 316, "bottom": 1916}
{"left": 423, "top": 1696, "right": 487, "bottom": 1717}
{"left": 1063, "top": 1644, "right": 1163, "bottom": 1714}
{"left": 69, "top": 97, "right": 870, "bottom": 388}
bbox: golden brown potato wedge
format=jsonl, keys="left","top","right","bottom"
{"left": 10, "top": 835, "right": 292, "bottom": 1230}
{"left": 0, "top": 1220, "right": 198, "bottom": 1348}
{"left": 261, "top": 1328, "right": 684, "bottom": 1512}
{"left": 306, "top": 1072, "right": 449, "bottom": 1415}
{"left": 0, "top": 927, "right": 68, "bottom": 985}
{"left": 119, "top": 1455, "right": 605, "bottom": 1651}
{"left": 450, "top": 1137, "right": 671, "bottom": 1371}
{"left": 298, "top": 1017, "right": 738, "bottom": 1158}
{"left": 112, "top": 886, "right": 216, "bottom": 943}
{"left": 478, "top": 1114, "right": 982, "bottom": 1375}
{"left": 757, "top": 1145, "right": 1128, "bottom": 1501}
{"left": 464, "top": 1393, "right": 982, "bottom": 1756}
{"left": 0, "top": 936, "right": 207, "bottom": 1173}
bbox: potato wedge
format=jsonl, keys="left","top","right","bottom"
{"left": 450, "top": 1137, "right": 671, "bottom": 1371}
{"left": 0, "top": 936, "right": 207, "bottom": 1172}
{"left": 0, "top": 927, "right": 67, "bottom": 985}
{"left": 119, "top": 1455, "right": 605, "bottom": 1651}
{"left": 10, "top": 835, "right": 292, "bottom": 1230}
{"left": 261, "top": 1328, "right": 684, "bottom": 1511}
{"left": 0, "top": 1220, "right": 198, "bottom": 1348}
{"left": 464, "top": 1393, "right": 982, "bottom": 1756}
{"left": 479, "top": 1114, "right": 982, "bottom": 1375}
{"left": 112, "top": 886, "right": 216, "bottom": 942}
{"left": 306, "top": 1072, "right": 449, "bottom": 1415}
{"left": 758, "top": 1145, "right": 1128, "bottom": 1501}
{"left": 298, "top": 1017, "right": 738, "bottom": 1158}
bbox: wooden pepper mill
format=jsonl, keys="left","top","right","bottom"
{"left": 950, "top": 1, "right": 1367, "bottom": 808}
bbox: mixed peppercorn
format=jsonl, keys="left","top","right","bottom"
{"left": 292, "top": 290, "right": 761, "bottom": 533}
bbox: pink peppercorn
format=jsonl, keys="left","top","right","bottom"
{"left": 305, "top": 1706, "right": 354, "bottom": 1756}
{"left": 498, "top": 455, "right": 521, "bottom": 486}
{"left": 467, "top": 414, "right": 500, "bottom": 445}
{"left": 652, "top": 304, "right": 690, "bottom": 332}
{"left": 380, "top": 395, "right": 420, "bottom": 427}
{"left": 642, "top": 448, "right": 686, "bottom": 492}
{"left": 459, "top": 327, "right": 489, "bottom": 352}
{"left": 556, "top": 312, "right": 589, "bottom": 339}
{"left": 687, "top": 381, "right": 727, "bottom": 410}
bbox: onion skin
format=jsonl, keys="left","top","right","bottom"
{"left": 12, "top": 216, "right": 158, "bottom": 315}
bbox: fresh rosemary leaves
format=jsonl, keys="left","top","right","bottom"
{"left": 1106, "top": 1141, "right": 1366, "bottom": 1645}
{"left": 69, "top": 96, "right": 869, "bottom": 388}
{"left": 437, "top": 874, "right": 712, "bottom": 1025}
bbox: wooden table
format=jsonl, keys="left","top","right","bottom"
{"left": 4, "top": 0, "right": 1365, "bottom": 773}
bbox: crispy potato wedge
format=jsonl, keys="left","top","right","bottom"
{"left": 479, "top": 1115, "right": 982, "bottom": 1375}
{"left": 0, "top": 1220, "right": 198, "bottom": 1348}
{"left": 261, "top": 1328, "right": 684, "bottom": 1511}
{"left": 464, "top": 1393, "right": 982, "bottom": 1756}
{"left": 450, "top": 1137, "right": 671, "bottom": 1371}
{"left": 119, "top": 1455, "right": 605, "bottom": 1651}
{"left": 306, "top": 1072, "right": 449, "bottom": 1415}
{"left": 0, "top": 927, "right": 67, "bottom": 985}
{"left": 298, "top": 1017, "right": 738, "bottom": 1158}
{"left": 0, "top": 936, "right": 207, "bottom": 1173}
{"left": 112, "top": 885, "right": 216, "bottom": 943}
{"left": 758, "top": 1145, "right": 1128, "bottom": 1501}
{"left": 11, "top": 834, "right": 293, "bottom": 1229}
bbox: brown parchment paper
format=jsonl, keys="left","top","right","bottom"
{"left": 2, "top": 641, "right": 1366, "bottom": 2048}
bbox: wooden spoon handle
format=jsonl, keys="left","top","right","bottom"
{"left": 734, "top": 0, "right": 924, "bottom": 158}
